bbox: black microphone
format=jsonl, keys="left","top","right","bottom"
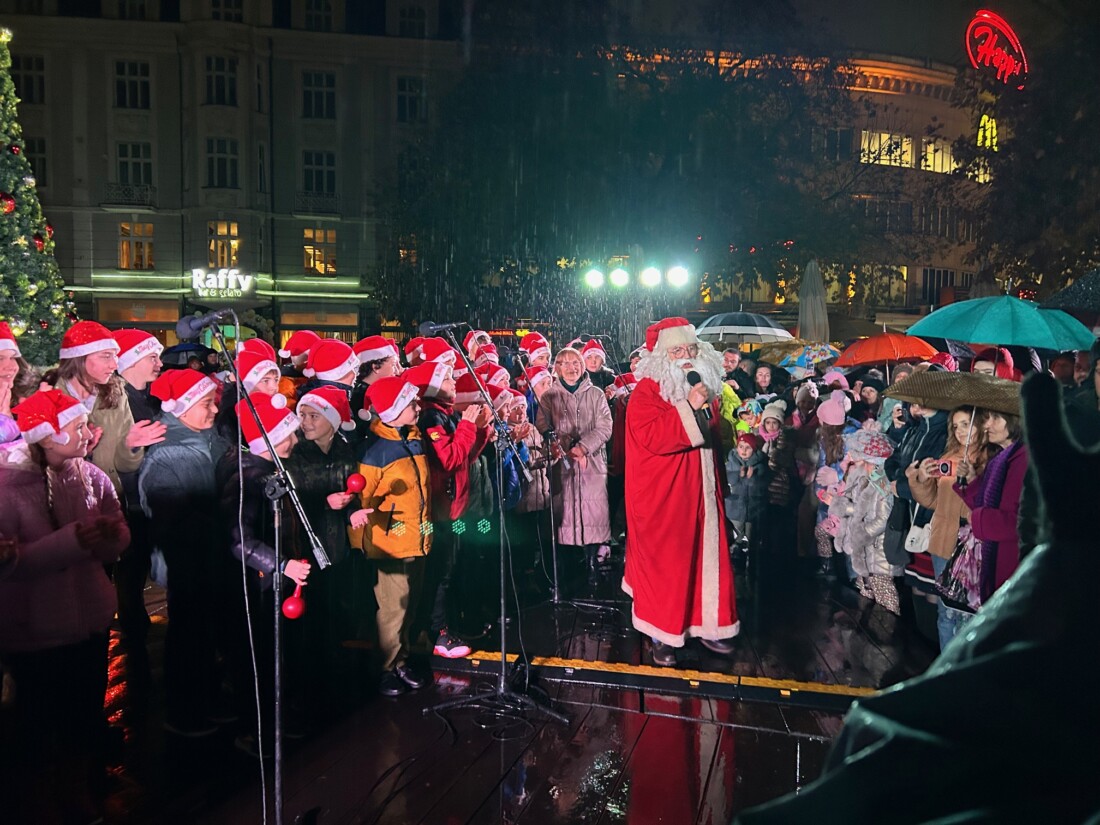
{"left": 175, "top": 308, "right": 234, "bottom": 340}
{"left": 686, "top": 370, "right": 711, "bottom": 420}
{"left": 418, "top": 320, "right": 468, "bottom": 337}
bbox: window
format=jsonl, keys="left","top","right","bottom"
{"left": 115, "top": 61, "right": 151, "bottom": 109}
{"left": 977, "top": 115, "right": 998, "bottom": 151}
{"left": 302, "top": 150, "right": 335, "bottom": 194}
{"left": 205, "top": 56, "right": 238, "bottom": 106}
{"left": 302, "top": 71, "right": 335, "bottom": 119}
{"left": 118, "top": 0, "right": 148, "bottom": 19}
{"left": 305, "top": 0, "right": 333, "bottom": 31}
{"left": 917, "top": 204, "right": 974, "bottom": 241}
{"left": 11, "top": 55, "right": 45, "bottom": 105}
{"left": 303, "top": 226, "right": 337, "bottom": 275}
{"left": 399, "top": 6, "right": 427, "bottom": 38}
{"left": 811, "top": 127, "right": 853, "bottom": 162}
{"left": 208, "top": 221, "right": 239, "bottom": 268}
{"left": 117, "top": 142, "right": 153, "bottom": 186}
{"left": 396, "top": 76, "right": 427, "bottom": 124}
{"left": 119, "top": 222, "right": 155, "bottom": 270}
{"left": 257, "top": 143, "right": 266, "bottom": 193}
{"left": 921, "top": 268, "right": 973, "bottom": 305}
{"left": 920, "top": 137, "right": 956, "bottom": 174}
{"left": 205, "top": 138, "right": 239, "bottom": 188}
{"left": 863, "top": 198, "right": 913, "bottom": 233}
{"left": 23, "top": 137, "right": 47, "bottom": 186}
{"left": 211, "top": 0, "right": 243, "bottom": 21}
{"left": 860, "top": 130, "right": 913, "bottom": 167}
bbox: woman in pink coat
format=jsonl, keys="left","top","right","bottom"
{"left": 0, "top": 389, "right": 130, "bottom": 823}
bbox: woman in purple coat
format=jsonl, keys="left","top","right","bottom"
{"left": 956, "top": 410, "right": 1028, "bottom": 602}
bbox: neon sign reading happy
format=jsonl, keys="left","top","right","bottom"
{"left": 966, "top": 10, "right": 1029, "bottom": 90}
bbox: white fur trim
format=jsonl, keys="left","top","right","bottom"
{"left": 164, "top": 376, "right": 218, "bottom": 418}
{"left": 698, "top": 446, "right": 721, "bottom": 638}
{"left": 376, "top": 381, "right": 419, "bottom": 424}
{"left": 117, "top": 338, "right": 164, "bottom": 372}
{"left": 675, "top": 400, "right": 705, "bottom": 448}
{"left": 299, "top": 392, "right": 347, "bottom": 433}
{"left": 525, "top": 345, "right": 551, "bottom": 362}
{"left": 57, "top": 403, "right": 86, "bottom": 430}
{"left": 241, "top": 359, "right": 279, "bottom": 392}
{"left": 356, "top": 346, "right": 393, "bottom": 364}
{"left": 21, "top": 421, "right": 57, "bottom": 445}
{"left": 269, "top": 393, "right": 288, "bottom": 410}
{"left": 421, "top": 362, "right": 452, "bottom": 399}
{"left": 357, "top": 407, "right": 372, "bottom": 422}
{"left": 454, "top": 390, "right": 481, "bottom": 406}
{"left": 277, "top": 347, "right": 291, "bottom": 358}
{"left": 59, "top": 339, "right": 120, "bottom": 360}
{"left": 655, "top": 325, "right": 697, "bottom": 351}
{"left": 314, "top": 353, "right": 360, "bottom": 383}
{"left": 0, "top": 339, "right": 21, "bottom": 356}
{"left": 247, "top": 412, "right": 299, "bottom": 455}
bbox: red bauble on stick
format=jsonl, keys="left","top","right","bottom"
{"left": 344, "top": 472, "right": 366, "bottom": 495}
{"left": 282, "top": 584, "right": 306, "bottom": 620}
{"left": 0, "top": 192, "right": 14, "bottom": 214}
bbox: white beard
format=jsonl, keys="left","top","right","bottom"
{"left": 636, "top": 341, "right": 726, "bottom": 405}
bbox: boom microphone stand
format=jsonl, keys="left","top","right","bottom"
{"left": 208, "top": 313, "right": 331, "bottom": 825}
{"left": 423, "top": 328, "right": 567, "bottom": 728}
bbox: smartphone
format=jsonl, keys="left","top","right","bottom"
{"left": 929, "top": 459, "right": 955, "bottom": 478}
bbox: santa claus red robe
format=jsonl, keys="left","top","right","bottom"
{"left": 622, "top": 376, "right": 739, "bottom": 646}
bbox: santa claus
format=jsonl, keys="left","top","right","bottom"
{"left": 623, "top": 317, "right": 739, "bottom": 666}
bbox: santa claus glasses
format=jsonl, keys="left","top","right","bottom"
{"left": 668, "top": 344, "right": 699, "bottom": 358}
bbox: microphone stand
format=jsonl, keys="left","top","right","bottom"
{"left": 208, "top": 313, "right": 331, "bottom": 825}
{"left": 423, "top": 329, "right": 566, "bottom": 729}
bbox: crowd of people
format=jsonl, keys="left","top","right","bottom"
{"left": 1, "top": 313, "right": 1097, "bottom": 822}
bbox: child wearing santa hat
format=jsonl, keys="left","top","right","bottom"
{"left": 2, "top": 388, "right": 131, "bottom": 820}
{"left": 276, "top": 329, "right": 321, "bottom": 410}
{"left": 0, "top": 320, "right": 39, "bottom": 445}
{"left": 518, "top": 332, "right": 552, "bottom": 369}
{"left": 348, "top": 376, "right": 433, "bottom": 695}
{"left": 581, "top": 338, "right": 615, "bottom": 391}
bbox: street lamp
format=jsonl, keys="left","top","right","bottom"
{"left": 609, "top": 267, "right": 630, "bottom": 288}
{"left": 667, "top": 265, "right": 690, "bottom": 287}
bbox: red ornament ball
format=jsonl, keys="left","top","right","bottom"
{"left": 38, "top": 320, "right": 49, "bottom": 330}
{"left": 45, "top": 222, "right": 54, "bottom": 239}
{"left": 33, "top": 233, "right": 44, "bottom": 252}
{"left": 0, "top": 192, "right": 14, "bottom": 214}
{"left": 9, "top": 144, "right": 20, "bottom": 155}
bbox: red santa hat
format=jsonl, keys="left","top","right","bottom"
{"left": 236, "top": 393, "right": 300, "bottom": 455}
{"left": 419, "top": 337, "right": 458, "bottom": 366}
{"left": 366, "top": 375, "right": 420, "bottom": 424}
{"left": 453, "top": 371, "right": 483, "bottom": 406}
{"left": 525, "top": 366, "right": 552, "bottom": 392}
{"left": 404, "top": 360, "right": 453, "bottom": 400}
{"left": 612, "top": 372, "right": 637, "bottom": 396}
{"left": 151, "top": 369, "right": 220, "bottom": 418}
{"left": 278, "top": 329, "right": 321, "bottom": 363}
{"left": 476, "top": 362, "right": 511, "bottom": 389}
{"left": 298, "top": 385, "right": 356, "bottom": 433}
{"left": 303, "top": 339, "right": 360, "bottom": 382}
{"left": 519, "top": 332, "right": 551, "bottom": 364}
{"left": 581, "top": 339, "right": 607, "bottom": 364}
{"left": 644, "top": 317, "right": 696, "bottom": 352}
{"left": 0, "top": 321, "right": 21, "bottom": 357}
{"left": 12, "top": 388, "right": 87, "bottom": 445}
{"left": 629, "top": 345, "right": 647, "bottom": 361}
{"left": 236, "top": 349, "right": 280, "bottom": 395}
{"left": 463, "top": 329, "right": 490, "bottom": 355}
{"left": 473, "top": 343, "right": 500, "bottom": 368}
{"left": 354, "top": 335, "right": 398, "bottom": 365}
{"left": 404, "top": 336, "right": 426, "bottom": 366}
{"left": 113, "top": 328, "right": 164, "bottom": 373}
{"left": 486, "top": 383, "right": 515, "bottom": 412}
{"left": 237, "top": 337, "right": 278, "bottom": 362}
{"left": 59, "top": 320, "right": 120, "bottom": 360}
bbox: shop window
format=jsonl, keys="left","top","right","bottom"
{"left": 860, "top": 130, "right": 913, "bottom": 167}
{"left": 115, "top": 60, "right": 151, "bottom": 109}
{"left": 205, "top": 138, "right": 239, "bottom": 188}
{"left": 119, "top": 222, "right": 155, "bottom": 270}
{"left": 305, "top": 0, "right": 333, "bottom": 31}
{"left": 25, "top": 137, "right": 47, "bottom": 186}
{"left": 303, "top": 226, "right": 337, "bottom": 275}
{"left": 920, "top": 137, "right": 956, "bottom": 174}
{"left": 211, "top": 0, "right": 243, "bottom": 21}
{"left": 302, "top": 71, "right": 336, "bottom": 119}
{"left": 205, "top": 56, "right": 238, "bottom": 107}
{"left": 396, "top": 76, "right": 427, "bottom": 124}
{"left": 399, "top": 6, "right": 427, "bottom": 38}
{"left": 118, "top": 142, "right": 153, "bottom": 186}
{"left": 208, "top": 220, "right": 240, "bottom": 268}
{"left": 11, "top": 55, "right": 45, "bottom": 105}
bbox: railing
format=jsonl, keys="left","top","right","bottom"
{"left": 294, "top": 191, "right": 340, "bottom": 213}
{"left": 103, "top": 183, "right": 157, "bottom": 207}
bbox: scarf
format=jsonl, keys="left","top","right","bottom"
{"left": 560, "top": 377, "right": 583, "bottom": 394}
{"left": 976, "top": 440, "right": 1019, "bottom": 601}
{"left": 758, "top": 427, "right": 780, "bottom": 443}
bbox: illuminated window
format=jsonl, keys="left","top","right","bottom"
{"left": 920, "top": 137, "right": 956, "bottom": 174}
{"left": 302, "top": 150, "right": 336, "bottom": 194}
{"left": 399, "top": 6, "right": 427, "bottom": 38}
{"left": 118, "top": 0, "right": 147, "bottom": 20}
{"left": 205, "top": 138, "right": 239, "bottom": 188}
{"left": 119, "top": 222, "right": 155, "bottom": 270}
{"left": 115, "top": 61, "right": 150, "bottom": 109}
{"left": 25, "top": 137, "right": 47, "bottom": 186}
{"left": 205, "top": 56, "right": 238, "bottom": 106}
{"left": 396, "top": 76, "right": 427, "bottom": 124}
{"left": 305, "top": 0, "right": 333, "bottom": 31}
{"left": 303, "top": 226, "right": 337, "bottom": 275}
{"left": 977, "top": 115, "right": 998, "bottom": 151}
{"left": 398, "top": 235, "right": 418, "bottom": 268}
{"left": 860, "top": 130, "right": 913, "bottom": 167}
{"left": 302, "top": 71, "right": 336, "bottom": 119}
{"left": 118, "top": 142, "right": 152, "bottom": 186}
{"left": 208, "top": 221, "right": 239, "bottom": 268}
{"left": 11, "top": 55, "right": 45, "bottom": 104}
{"left": 211, "top": 0, "right": 243, "bottom": 21}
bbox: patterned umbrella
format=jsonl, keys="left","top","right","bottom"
{"left": 834, "top": 332, "right": 938, "bottom": 368}
{"left": 776, "top": 342, "right": 841, "bottom": 379}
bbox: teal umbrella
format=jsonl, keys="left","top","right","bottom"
{"left": 906, "top": 295, "right": 1095, "bottom": 351}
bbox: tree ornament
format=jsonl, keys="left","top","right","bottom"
{"left": 33, "top": 232, "right": 44, "bottom": 251}
{"left": 8, "top": 317, "right": 26, "bottom": 336}
{"left": 38, "top": 319, "right": 48, "bottom": 330}
{"left": 22, "top": 175, "right": 34, "bottom": 186}
{"left": 13, "top": 235, "right": 27, "bottom": 247}
{"left": 9, "top": 143, "right": 20, "bottom": 155}
{"left": 26, "top": 282, "right": 38, "bottom": 296}
{"left": 0, "top": 192, "right": 13, "bottom": 213}
{"left": 45, "top": 221, "right": 53, "bottom": 239}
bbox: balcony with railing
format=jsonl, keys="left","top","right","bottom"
{"left": 102, "top": 183, "right": 158, "bottom": 207}
{"left": 294, "top": 191, "right": 340, "bottom": 214}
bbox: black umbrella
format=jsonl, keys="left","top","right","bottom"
{"left": 696, "top": 311, "right": 794, "bottom": 344}
{"left": 1042, "top": 268, "right": 1100, "bottom": 314}
{"left": 161, "top": 342, "right": 214, "bottom": 367}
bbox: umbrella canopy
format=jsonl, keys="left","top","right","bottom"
{"left": 776, "top": 342, "right": 841, "bottom": 380}
{"left": 696, "top": 311, "right": 794, "bottom": 344}
{"left": 798, "top": 260, "right": 830, "bottom": 343}
{"left": 907, "top": 295, "right": 1095, "bottom": 351}
{"left": 884, "top": 371, "right": 1020, "bottom": 416}
{"left": 834, "top": 332, "right": 938, "bottom": 368}
{"left": 161, "top": 342, "right": 214, "bottom": 367}
{"left": 1041, "top": 268, "right": 1100, "bottom": 314}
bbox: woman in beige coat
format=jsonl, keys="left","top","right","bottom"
{"left": 536, "top": 348, "right": 613, "bottom": 583}
{"left": 906, "top": 406, "right": 992, "bottom": 649}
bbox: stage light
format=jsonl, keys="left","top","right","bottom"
{"left": 640, "top": 266, "right": 662, "bottom": 288}
{"left": 584, "top": 268, "right": 605, "bottom": 288}
{"left": 609, "top": 267, "right": 630, "bottom": 288}
{"left": 667, "top": 265, "right": 690, "bottom": 287}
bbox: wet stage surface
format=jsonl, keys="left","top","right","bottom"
{"left": 92, "top": 556, "right": 938, "bottom": 823}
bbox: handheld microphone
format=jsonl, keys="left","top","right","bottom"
{"left": 418, "top": 320, "right": 468, "bottom": 337}
{"left": 175, "top": 308, "right": 234, "bottom": 340}
{"left": 686, "top": 371, "right": 711, "bottom": 420}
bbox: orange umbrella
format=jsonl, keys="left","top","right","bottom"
{"left": 834, "top": 332, "right": 938, "bottom": 368}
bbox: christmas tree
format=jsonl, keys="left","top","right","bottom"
{"left": 0, "top": 28, "right": 75, "bottom": 366}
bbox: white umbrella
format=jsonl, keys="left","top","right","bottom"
{"left": 696, "top": 311, "right": 794, "bottom": 344}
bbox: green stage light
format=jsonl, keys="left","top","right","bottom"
{"left": 667, "top": 265, "right": 690, "bottom": 287}
{"left": 584, "top": 268, "right": 605, "bottom": 289}
{"left": 609, "top": 267, "right": 630, "bottom": 288}
{"left": 640, "top": 266, "right": 662, "bottom": 288}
